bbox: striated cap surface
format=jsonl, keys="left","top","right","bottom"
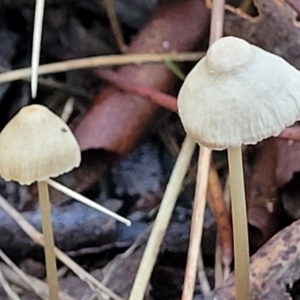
{"left": 0, "top": 105, "right": 81, "bottom": 185}
{"left": 178, "top": 36, "right": 300, "bottom": 150}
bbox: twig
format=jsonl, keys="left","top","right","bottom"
{"left": 45, "top": 179, "right": 131, "bottom": 226}
{"left": 61, "top": 97, "right": 75, "bottom": 123}
{"left": 181, "top": 0, "right": 225, "bottom": 299}
{"left": 128, "top": 136, "right": 196, "bottom": 300}
{"left": 0, "top": 52, "right": 204, "bottom": 84}
{"left": 181, "top": 147, "right": 211, "bottom": 300}
{"left": 31, "top": 0, "right": 45, "bottom": 98}
{"left": 207, "top": 163, "right": 232, "bottom": 268}
{"left": 0, "top": 263, "right": 76, "bottom": 300}
{"left": 0, "top": 264, "right": 21, "bottom": 300}
{"left": 95, "top": 68, "right": 178, "bottom": 112}
{"left": 214, "top": 237, "right": 224, "bottom": 286}
{"left": 198, "top": 248, "right": 211, "bottom": 296}
{"left": 0, "top": 194, "right": 124, "bottom": 300}
{"left": 0, "top": 249, "right": 48, "bottom": 300}
{"left": 102, "top": 0, "right": 127, "bottom": 52}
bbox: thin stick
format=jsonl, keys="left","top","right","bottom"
{"left": 181, "top": 0, "right": 224, "bottom": 299}
{"left": 0, "top": 52, "right": 204, "bottom": 84}
{"left": 128, "top": 136, "right": 196, "bottom": 300}
{"left": 0, "top": 194, "right": 123, "bottom": 300}
{"left": 181, "top": 147, "right": 211, "bottom": 300}
{"left": 227, "top": 147, "right": 250, "bottom": 300}
{"left": 45, "top": 179, "right": 131, "bottom": 226}
{"left": 207, "top": 164, "right": 233, "bottom": 268}
{"left": 198, "top": 251, "right": 211, "bottom": 296}
{"left": 0, "top": 249, "right": 47, "bottom": 299}
{"left": 0, "top": 262, "right": 76, "bottom": 300}
{"left": 31, "top": 0, "right": 45, "bottom": 98}
{"left": 102, "top": 0, "right": 127, "bottom": 52}
{"left": 37, "top": 181, "right": 59, "bottom": 300}
{"left": 0, "top": 264, "right": 22, "bottom": 300}
{"left": 214, "top": 236, "right": 224, "bottom": 286}
{"left": 208, "top": 0, "right": 225, "bottom": 46}
{"left": 60, "top": 97, "right": 75, "bottom": 123}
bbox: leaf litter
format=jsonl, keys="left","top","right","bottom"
{"left": 0, "top": 0, "right": 300, "bottom": 299}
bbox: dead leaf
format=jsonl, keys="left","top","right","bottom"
{"left": 207, "top": 163, "right": 233, "bottom": 267}
{"left": 74, "top": 0, "right": 210, "bottom": 155}
{"left": 244, "top": 134, "right": 300, "bottom": 251}
{"left": 208, "top": 218, "right": 300, "bottom": 300}
{"left": 51, "top": 0, "right": 210, "bottom": 203}
{"left": 224, "top": 0, "right": 300, "bottom": 69}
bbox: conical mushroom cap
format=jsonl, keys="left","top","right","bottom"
{"left": 178, "top": 36, "right": 300, "bottom": 150}
{"left": 0, "top": 105, "right": 81, "bottom": 185}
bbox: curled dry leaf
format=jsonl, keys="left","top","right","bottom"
{"left": 208, "top": 219, "right": 300, "bottom": 300}
{"left": 74, "top": 0, "right": 210, "bottom": 155}
{"left": 51, "top": 0, "right": 210, "bottom": 202}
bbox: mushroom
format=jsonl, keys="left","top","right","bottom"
{"left": 0, "top": 104, "right": 81, "bottom": 300}
{"left": 177, "top": 36, "right": 300, "bottom": 299}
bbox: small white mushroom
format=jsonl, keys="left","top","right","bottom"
{"left": 0, "top": 105, "right": 80, "bottom": 185}
{"left": 0, "top": 104, "right": 81, "bottom": 300}
{"left": 178, "top": 36, "right": 300, "bottom": 300}
{"left": 178, "top": 36, "right": 300, "bottom": 149}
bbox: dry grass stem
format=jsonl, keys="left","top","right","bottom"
{"left": 128, "top": 136, "right": 196, "bottom": 300}
{"left": 45, "top": 179, "right": 131, "bottom": 226}
{"left": 181, "top": 0, "right": 225, "bottom": 299}
{"left": 0, "top": 263, "right": 76, "bottom": 300}
{"left": 102, "top": 0, "right": 127, "bottom": 52}
{"left": 0, "top": 263, "right": 22, "bottom": 300}
{"left": 31, "top": 0, "right": 45, "bottom": 98}
{"left": 60, "top": 98, "right": 75, "bottom": 123}
{"left": 208, "top": 0, "right": 225, "bottom": 46}
{"left": 214, "top": 238, "right": 224, "bottom": 286}
{"left": 181, "top": 147, "right": 211, "bottom": 300}
{"left": 198, "top": 252, "right": 211, "bottom": 296}
{"left": 0, "top": 52, "right": 204, "bottom": 84}
{"left": 0, "top": 194, "right": 124, "bottom": 300}
{"left": 208, "top": 164, "right": 233, "bottom": 268}
{"left": 0, "top": 249, "right": 48, "bottom": 299}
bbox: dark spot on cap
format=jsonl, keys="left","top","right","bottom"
{"left": 61, "top": 128, "right": 67, "bottom": 132}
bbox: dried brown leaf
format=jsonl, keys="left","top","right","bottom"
{"left": 224, "top": 0, "right": 300, "bottom": 68}
{"left": 244, "top": 134, "right": 300, "bottom": 251}
{"left": 208, "top": 219, "right": 300, "bottom": 300}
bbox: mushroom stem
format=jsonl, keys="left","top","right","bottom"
{"left": 227, "top": 146, "right": 250, "bottom": 300}
{"left": 37, "top": 181, "right": 59, "bottom": 300}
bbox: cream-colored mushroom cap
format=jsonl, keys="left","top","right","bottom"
{"left": 0, "top": 105, "right": 81, "bottom": 185}
{"left": 178, "top": 36, "right": 300, "bottom": 150}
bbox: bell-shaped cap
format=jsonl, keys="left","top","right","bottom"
{"left": 178, "top": 36, "right": 300, "bottom": 150}
{"left": 0, "top": 105, "right": 81, "bottom": 185}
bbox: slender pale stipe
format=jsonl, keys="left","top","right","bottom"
{"left": 227, "top": 147, "right": 250, "bottom": 300}
{"left": 37, "top": 181, "right": 59, "bottom": 300}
